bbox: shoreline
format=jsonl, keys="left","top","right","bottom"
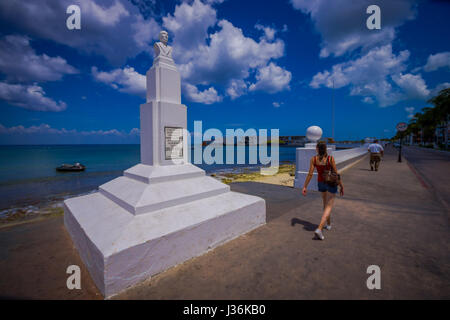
{"left": 213, "top": 163, "right": 295, "bottom": 187}
{"left": 0, "top": 153, "right": 366, "bottom": 227}
{"left": 0, "top": 162, "right": 295, "bottom": 227}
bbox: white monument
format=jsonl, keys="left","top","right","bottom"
{"left": 64, "top": 31, "right": 266, "bottom": 298}
{"left": 293, "top": 125, "right": 332, "bottom": 190}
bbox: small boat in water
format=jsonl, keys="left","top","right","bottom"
{"left": 56, "top": 163, "right": 86, "bottom": 172}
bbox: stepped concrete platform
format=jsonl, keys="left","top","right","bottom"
{"left": 99, "top": 170, "right": 229, "bottom": 215}
{"left": 64, "top": 164, "right": 265, "bottom": 297}
{"left": 63, "top": 32, "right": 266, "bottom": 298}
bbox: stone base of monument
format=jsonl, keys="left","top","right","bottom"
{"left": 64, "top": 163, "right": 265, "bottom": 298}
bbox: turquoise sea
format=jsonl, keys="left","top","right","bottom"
{"left": 0, "top": 143, "right": 359, "bottom": 216}
{"left": 0, "top": 144, "right": 297, "bottom": 213}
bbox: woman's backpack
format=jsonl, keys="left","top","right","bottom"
{"left": 322, "top": 156, "right": 340, "bottom": 187}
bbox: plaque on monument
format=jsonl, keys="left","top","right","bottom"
{"left": 165, "top": 126, "right": 183, "bottom": 160}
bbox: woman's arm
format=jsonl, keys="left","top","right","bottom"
{"left": 331, "top": 156, "right": 344, "bottom": 196}
{"left": 302, "top": 158, "right": 315, "bottom": 196}
{"left": 331, "top": 156, "right": 339, "bottom": 175}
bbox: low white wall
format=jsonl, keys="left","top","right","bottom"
{"left": 332, "top": 144, "right": 368, "bottom": 164}
{"left": 294, "top": 144, "right": 368, "bottom": 189}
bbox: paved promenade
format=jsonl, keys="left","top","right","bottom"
{"left": 0, "top": 147, "right": 449, "bottom": 299}
{"left": 402, "top": 146, "right": 450, "bottom": 215}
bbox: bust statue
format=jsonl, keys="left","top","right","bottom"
{"left": 154, "top": 30, "right": 172, "bottom": 59}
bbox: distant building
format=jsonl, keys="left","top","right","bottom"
{"left": 279, "top": 135, "right": 306, "bottom": 146}
{"left": 435, "top": 118, "right": 449, "bottom": 148}
{"left": 236, "top": 136, "right": 258, "bottom": 146}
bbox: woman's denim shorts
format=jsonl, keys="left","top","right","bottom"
{"left": 318, "top": 181, "right": 338, "bottom": 194}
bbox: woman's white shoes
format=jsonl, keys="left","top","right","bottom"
{"left": 314, "top": 229, "right": 325, "bottom": 240}
{"left": 315, "top": 225, "right": 331, "bottom": 240}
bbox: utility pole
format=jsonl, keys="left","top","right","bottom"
{"left": 332, "top": 79, "right": 335, "bottom": 141}
{"left": 396, "top": 122, "right": 407, "bottom": 162}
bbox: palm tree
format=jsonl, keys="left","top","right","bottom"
{"left": 406, "top": 114, "right": 420, "bottom": 144}
{"left": 417, "top": 107, "right": 437, "bottom": 143}
{"left": 393, "top": 87, "right": 449, "bottom": 148}
{"left": 428, "top": 88, "right": 450, "bottom": 147}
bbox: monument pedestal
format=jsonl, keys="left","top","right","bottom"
{"left": 64, "top": 163, "right": 264, "bottom": 297}
{"left": 64, "top": 34, "right": 266, "bottom": 298}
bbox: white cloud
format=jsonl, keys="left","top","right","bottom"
{"left": 226, "top": 79, "right": 247, "bottom": 100}
{"left": 205, "top": 0, "right": 226, "bottom": 4}
{"left": 272, "top": 101, "right": 284, "bottom": 108}
{"left": 0, "top": 82, "right": 66, "bottom": 112}
{"left": 0, "top": 123, "right": 139, "bottom": 139}
{"left": 9, "top": 0, "right": 289, "bottom": 105}
{"left": 431, "top": 82, "right": 450, "bottom": 96}
{"left": 249, "top": 62, "right": 292, "bottom": 93}
{"left": 82, "top": 0, "right": 129, "bottom": 26}
{"left": 423, "top": 52, "right": 450, "bottom": 72}
{"left": 310, "top": 45, "right": 424, "bottom": 107}
{"left": 162, "top": 0, "right": 289, "bottom": 100}
{"left": 129, "top": 127, "right": 140, "bottom": 135}
{"left": 0, "top": 123, "right": 139, "bottom": 136}
{"left": 363, "top": 97, "right": 374, "bottom": 104}
{"left": 255, "top": 24, "right": 276, "bottom": 41}
{"left": 290, "top": 0, "right": 417, "bottom": 57}
{"left": 0, "top": 35, "right": 78, "bottom": 82}
{"left": 184, "top": 84, "right": 222, "bottom": 104}
{"left": 132, "top": 14, "right": 161, "bottom": 49}
{"left": 405, "top": 106, "right": 415, "bottom": 119}
{"left": 392, "top": 73, "right": 430, "bottom": 100}
{"left": 174, "top": 19, "right": 285, "bottom": 86}
{"left": 163, "top": 0, "right": 217, "bottom": 53}
{"left": 0, "top": 0, "right": 160, "bottom": 65}
{"left": 91, "top": 66, "right": 146, "bottom": 97}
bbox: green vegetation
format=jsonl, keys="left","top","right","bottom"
{"left": 0, "top": 205, "right": 64, "bottom": 226}
{"left": 393, "top": 88, "right": 449, "bottom": 149}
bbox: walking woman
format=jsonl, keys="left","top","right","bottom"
{"left": 302, "top": 141, "right": 344, "bottom": 240}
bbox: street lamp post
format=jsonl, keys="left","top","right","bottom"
{"left": 396, "top": 122, "right": 407, "bottom": 163}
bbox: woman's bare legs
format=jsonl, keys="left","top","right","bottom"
{"left": 318, "top": 192, "right": 335, "bottom": 230}
{"left": 321, "top": 191, "right": 327, "bottom": 209}
{"left": 321, "top": 192, "right": 331, "bottom": 225}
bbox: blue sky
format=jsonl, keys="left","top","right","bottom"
{"left": 0, "top": 0, "right": 449, "bottom": 144}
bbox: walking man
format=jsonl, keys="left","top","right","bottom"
{"left": 368, "top": 139, "right": 384, "bottom": 171}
